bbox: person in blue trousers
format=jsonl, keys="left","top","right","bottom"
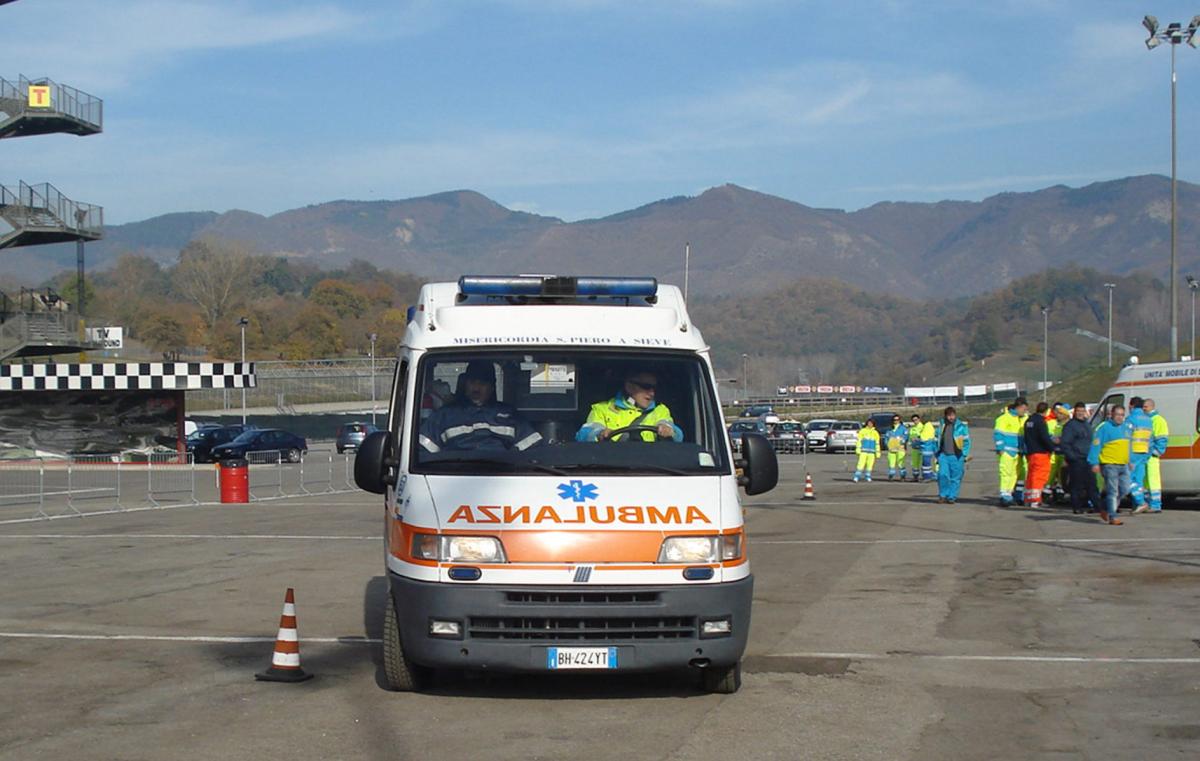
{"left": 934, "top": 406, "right": 971, "bottom": 504}
{"left": 1126, "top": 396, "right": 1153, "bottom": 514}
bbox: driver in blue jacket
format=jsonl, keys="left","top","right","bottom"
{"left": 419, "top": 360, "right": 543, "bottom": 453}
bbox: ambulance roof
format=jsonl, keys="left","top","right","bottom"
{"left": 1113, "top": 359, "right": 1200, "bottom": 384}
{"left": 402, "top": 276, "right": 709, "bottom": 353}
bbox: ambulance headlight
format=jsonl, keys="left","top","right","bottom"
{"left": 412, "top": 535, "right": 507, "bottom": 563}
{"left": 658, "top": 536, "right": 719, "bottom": 563}
{"left": 445, "top": 536, "right": 506, "bottom": 563}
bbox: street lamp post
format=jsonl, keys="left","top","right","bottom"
{"left": 1041, "top": 306, "right": 1050, "bottom": 401}
{"left": 741, "top": 353, "right": 749, "bottom": 400}
{"left": 1188, "top": 275, "right": 1199, "bottom": 358}
{"left": 683, "top": 242, "right": 690, "bottom": 303}
{"left": 1104, "top": 283, "right": 1117, "bottom": 367}
{"left": 238, "top": 317, "right": 249, "bottom": 425}
{"left": 1143, "top": 15, "right": 1200, "bottom": 362}
{"left": 368, "top": 332, "right": 378, "bottom": 425}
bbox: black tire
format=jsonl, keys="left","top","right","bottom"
{"left": 286, "top": 448, "right": 301, "bottom": 463}
{"left": 701, "top": 660, "right": 742, "bottom": 694}
{"left": 382, "top": 596, "right": 432, "bottom": 692}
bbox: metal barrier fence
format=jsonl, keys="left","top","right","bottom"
{"left": 0, "top": 458, "right": 44, "bottom": 515}
{"left": 247, "top": 449, "right": 284, "bottom": 501}
{"left": 0, "top": 449, "right": 360, "bottom": 523}
{"left": 67, "top": 454, "right": 122, "bottom": 515}
{"left": 148, "top": 453, "right": 198, "bottom": 507}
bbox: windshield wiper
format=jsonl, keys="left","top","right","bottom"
{"left": 560, "top": 463, "right": 696, "bottom": 476}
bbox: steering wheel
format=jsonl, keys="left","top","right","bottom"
{"left": 603, "top": 425, "right": 663, "bottom": 442}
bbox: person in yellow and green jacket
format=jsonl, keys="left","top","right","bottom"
{"left": 884, "top": 414, "right": 908, "bottom": 480}
{"left": 918, "top": 416, "right": 937, "bottom": 481}
{"left": 906, "top": 413, "right": 924, "bottom": 482}
{"left": 853, "top": 418, "right": 881, "bottom": 482}
{"left": 1048, "top": 402, "right": 1071, "bottom": 503}
{"left": 994, "top": 397, "right": 1028, "bottom": 506}
{"left": 576, "top": 369, "right": 683, "bottom": 443}
{"left": 1144, "top": 397, "right": 1169, "bottom": 513}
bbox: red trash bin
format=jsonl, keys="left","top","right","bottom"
{"left": 219, "top": 458, "right": 249, "bottom": 503}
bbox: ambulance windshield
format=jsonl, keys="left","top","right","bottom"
{"left": 412, "top": 351, "right": 730, "bottom": 475}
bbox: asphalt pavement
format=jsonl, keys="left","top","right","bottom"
{"left": 1, "top": 446, "right": 1197, "bottom": 760}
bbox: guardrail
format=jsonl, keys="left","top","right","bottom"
{"left": 0, "top": 448, "right": 361, "bottom": 523}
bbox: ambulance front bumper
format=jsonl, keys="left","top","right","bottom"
{"left": 387, "top": 572, "right": 753, "bottom": 673}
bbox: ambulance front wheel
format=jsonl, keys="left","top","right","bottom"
{"left": 382, "top": 596, "right": 432, "bottom": 691}
{"left": 700, "top": 659, "right": 742, "bottom": 694}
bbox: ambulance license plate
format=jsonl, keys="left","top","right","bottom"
{"left": 547, "top": 647, "right": 617, "bottom": 670}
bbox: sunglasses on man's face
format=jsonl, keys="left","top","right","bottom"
{"left": 630, "top": 380, "right": 657, "bottom": 391}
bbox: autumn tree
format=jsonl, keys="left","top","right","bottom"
{"left": 172, "top": 238, "right": 263, "bottom": 329}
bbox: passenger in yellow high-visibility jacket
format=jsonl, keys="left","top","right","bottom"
{"left": 994, "top": 397, "right": 1029, "bottom": 506}
{"left": 853, "top": 418, "right": 881, "bottom": 483}
{"left": 576, "top": 370, "right": 682, "bottom": 443}
{"left": 1144, "top": 398, "right": 1169, "bottom": 512}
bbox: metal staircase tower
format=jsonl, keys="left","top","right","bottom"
{"left": 0, "top": 73, "right": 104, "bottom": 360}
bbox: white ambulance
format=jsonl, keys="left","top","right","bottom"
{"left": 1092, "top": 358, "right": 1200, "bottom": 500}
{"left": 355, "top": 275, "right": 778, "bottom": 693}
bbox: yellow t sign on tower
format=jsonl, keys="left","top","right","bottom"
{"left": 28, "top": 85, "right": 51, "bottom": 108}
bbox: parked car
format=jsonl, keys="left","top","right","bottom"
{"left": 739, "top": 404, "right": 774, "bottom": 418}
{"left": 186, "top": 424, "right": 254, "bottom": 463}
{"left": 728, "top": 419, "right": 768, "bottom": 452}
{"left": 825, "top": 421, "right": 862, "bottom": 453}
{"left": 867, "top": 412, "right": 899, "bottom": 438}
{"left": 211, "top": 429, "right": 308, "bottom": 463}
{"left": 805, "top": 419, "right": 837, "bottom": 451}
{"left": 336, "top": 421, "right": 379, "bottom": 453}
{"left": 772, "top": 421, "right": 807, "bottom": 453}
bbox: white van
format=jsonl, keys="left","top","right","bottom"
{"left": 1092, "top": 359, "right": 1200, "bottom": 500}
{"left": 354, "top": 276, "right": 778, "bottom": 693}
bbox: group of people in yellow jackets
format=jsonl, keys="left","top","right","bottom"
{"left": 992, "top": 395, "right": 1169, "bottom": 515}
{"left": 854, "top": 413, "right": 936, "bottom": 482}
{"left": 853, "top": 409, "right": 973, "bottom": 503}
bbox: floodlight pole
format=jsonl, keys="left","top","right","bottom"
{"left": 742, "top": 353, "right": 749, "bottom": 399}
{"left": 1171, "top": 39, "right": 1179, "bottom": 362}
{"left": 1104, "top": 283, "right": 1117, "bottom": 367}
{"left": 1144, "top": 16, "right": 1200, "bottom": 362}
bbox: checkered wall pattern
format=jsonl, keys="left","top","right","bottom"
{"left": 0, "top": 362, "right": 256, "bottom": 392}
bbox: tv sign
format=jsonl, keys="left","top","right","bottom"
{"left": 86, "top": 326, "right": 124, "bottom": 349}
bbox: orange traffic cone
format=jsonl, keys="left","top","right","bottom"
{"left": 255, "top": 588, "right": 314, "bottom": 683}
{"left": 804, "top": 473, "right": 815, "bottom": 500}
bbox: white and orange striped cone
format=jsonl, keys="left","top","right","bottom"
{"left": 255, "top": 588, "right": 314, "bottom": 683}
{"left": 804, "top": 473, "right": 815, "bottom": 500}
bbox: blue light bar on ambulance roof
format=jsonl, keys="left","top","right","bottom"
{"left": 458, "top": 275, "right": 658, "bottom": 298}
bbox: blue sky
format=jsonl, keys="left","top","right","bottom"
{"left": 2, "top": 0, "right": 1200, "bottom": 224}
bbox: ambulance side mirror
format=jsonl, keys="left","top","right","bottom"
{"left": 355, "top": 430, "right": 397, "bottom": 494}
{"left": 738, "top": 433, "right": 778, "bottom": 495}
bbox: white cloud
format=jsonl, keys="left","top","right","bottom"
{"left": 0, "top": 1, "right": 364, "bottom": 91}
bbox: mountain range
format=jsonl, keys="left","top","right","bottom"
{"left": 4, "top": 174, "right": 1197, "bottom": 297}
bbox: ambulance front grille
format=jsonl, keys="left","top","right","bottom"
{"left": 504, "top": 591, "right": 659, "bottom": 605}
{"left": 468, "top": 616, "right": 696, "bottom": 641}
